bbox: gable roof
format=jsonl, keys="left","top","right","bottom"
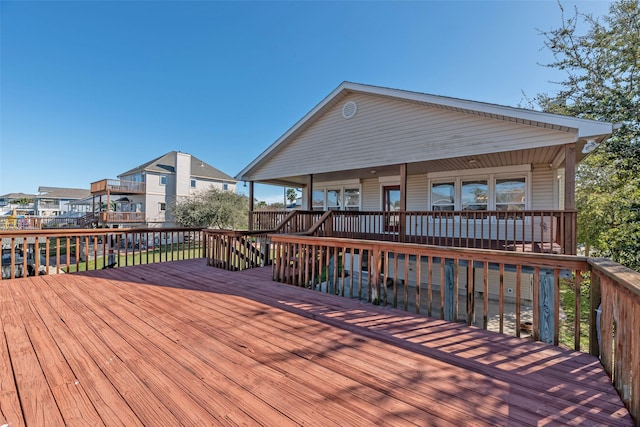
{"left": 119, "top": 151, "right": 236, "bottom": 182}
{"left": 236, "top": 81, "right": 617, "bottom": 181}
{"left": 0, "top": 193, "right": 36, "bottom": 200}
{"left": 37, "top": 187, "right": 91, "bottom": 200}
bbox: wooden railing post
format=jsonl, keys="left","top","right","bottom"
{"left": 589, "top": 268, "right": 601, "bottom": 358}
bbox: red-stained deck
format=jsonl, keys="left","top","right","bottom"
{"left": 0, "top": 259, "right": 633, "bottom": 426}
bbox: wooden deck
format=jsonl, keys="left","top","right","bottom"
{"left": 0, "top": 259, "right": 633, "bottom": 426}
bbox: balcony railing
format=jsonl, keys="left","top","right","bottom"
{"left": 99, "top": 212, "right": 146, "bottom": 223}
{"left": 91, "top": 179, "right": 146, "bottom": 194}
{"left": 251, "top": 209, "right": 576, "bottom": 254}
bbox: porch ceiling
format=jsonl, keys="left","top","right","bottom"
{"left": 254, "top": 145, "right": 568, "bottom": 187}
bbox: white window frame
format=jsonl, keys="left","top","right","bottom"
{"left": 160, "top": 175, "right": 167, "bottom": 186}
{"left": 428, "top": 165, "right": 531, "bottom": 211}
{"left": 311, "top": 180, "right": 361, "bottom": 211}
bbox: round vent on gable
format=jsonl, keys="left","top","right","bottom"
{"left": 342, "top": 101, "right": 358, "bottom": 119}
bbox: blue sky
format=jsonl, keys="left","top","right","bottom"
{"left": 0, "top": 0, "right": 613, "bottom": 203}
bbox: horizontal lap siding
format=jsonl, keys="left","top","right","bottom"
{"left": 531, "top": 167, "right": 555, "bottom": 209}
{"left": 252, "top": 93, "right": 575, "bottom": 181}
{"left": 361, "top": 178, "right": 380, "bottom": 210}
{"left": 407, "top": 175, "right": 428, "bottom": 210}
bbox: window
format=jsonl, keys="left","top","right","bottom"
{"left": 344, "top": 188, "right": 360, "bottom": 211}
{"left": 159, "top": 202, "right": 166, "bottom": 211}
{"left": 223, "top": 183, "right": 228, "bottom": 191}
{"left": 160, "top": 175, "right": 167, "bottom": 186}
{"left": 190, "top": 179, "right": 196, "bottom": 188}
{"left": 311, "top": 186, "right": 360, "bottom": 211}
{"left": 327, "top": 189, "right": 341, "bottom": 210}
{"left": 496, "top": 178, "right": 526, "bottom": 211}
{"left": 429, "top": 172, "right": 528, "bottom": 211}
{"left": 312, "top": 190, "right": 325, "bottom": 210}
{"left": 461, "top": 180, "right": 488, "bottom": 210}
{"left": 431, "top": 182, "right": 455, "bottom": 211}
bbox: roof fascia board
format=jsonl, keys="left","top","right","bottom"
{"left": 343, "top": 82, "right": 615, "bottom": 138}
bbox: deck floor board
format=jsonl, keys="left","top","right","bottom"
{"left": 0, "top": 259, "right": 633, "bottom": 426}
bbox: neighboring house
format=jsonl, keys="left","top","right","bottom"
{"left": 0, "top": 193, "right": 36, "bottom": 216}
{"left": 235, "top": 82, "right": 617, "bottom": 303}
{"left": 91, "top": 151, "right": 237, "bottom": 228}
{"left": 35, "top": 186, "right": 92, "bottom": 216}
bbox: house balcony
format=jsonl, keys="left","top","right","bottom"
{"left": 90, "top": 178, "right": 146, "bottom": 195}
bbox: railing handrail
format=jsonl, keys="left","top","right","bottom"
{"left": 589, "top": 257, "right": 640, "bottom": 297}
{"left": 305, "top": 210, "right": 333, "bottom": 236}
{"left": 0, "top": 226, "right": 203, "bottom": 238}
{"left": 269, "top": 233, "right": 587, "bottom": 268}
{"left": 272, "top": 210, "right": 301, "bottom": 233}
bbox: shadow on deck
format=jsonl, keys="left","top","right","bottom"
{"left": 0, "top": 259, "right": 632, "bottom": 426}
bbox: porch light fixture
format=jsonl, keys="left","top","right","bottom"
{"left": 370, "top": 170, "right": 376, "bottom": 174}
{"left": 582, "top": 139, "right": 599, "bottom": 154}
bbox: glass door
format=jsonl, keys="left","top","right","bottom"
{"left": 383, "top": 185, "right": 400, "bottom": 232}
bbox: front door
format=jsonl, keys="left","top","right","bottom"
{"left": 383, "top": 185, "right": 400, "bottom": 232}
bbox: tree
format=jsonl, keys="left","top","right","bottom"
{"left": 14, "top": 197, "right": 33, "bottom": 206}
{"left": 536, "top": 0, "right": 640, "bottom": 270}
{"left": 286, "top": 188, "right": 298, "bottom": 205}
{"left": 172, "top": 188, "right": 249, "bottom": 229}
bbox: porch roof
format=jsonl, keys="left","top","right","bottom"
{"left": 236, "top": 82, "right": 617, "bottom": 186}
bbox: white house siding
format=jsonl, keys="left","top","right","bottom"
{"left": 251, "top": 93, "right": 576, "bottom": 181}
{"left": 175, "top": 152, "right": 191, "bottom": 198}
{"left": 361, "top": 178, "right": 380, "bottom": 211}
{"left": 531, "top": 167, "right": 556, "bottom": 210}
{"left": 407, "top": 174, "right": 429, "bottom": 211}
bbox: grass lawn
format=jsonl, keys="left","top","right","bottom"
{"left": 63, "top": 244, "right": 203, "bottom": 273}
{"left": 559, "top": 274, "right": 591, "bottom": 351}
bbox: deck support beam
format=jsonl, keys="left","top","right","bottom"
{"left": 248, "top": 181, "right": 254, "bottom": 230}
{"left": 306, "top": 174, "right": 313, "bottom": 210}
{"left": 399, "top": 163, "right": 407, "bottom": 242}
{"left": 564, "top": 143, "right": 577, "bottom": 255}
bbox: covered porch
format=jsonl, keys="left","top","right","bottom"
{"left": 237, "top": 83, "right": 618, "bottom": 256}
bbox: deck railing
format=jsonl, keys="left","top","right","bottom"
{"left": 250, "top": 210, "right": 291, "bottom": 230}
{"left": 589, "top": 258, "right": 640, "bottom": 423}
{"left": 91, "top": 179, "right": 146, "bottom": 194}
{"left": 251, "top": 209, "right": 575, "bottom": 254}
{"left": 99, "top": 211, "right": 146, "bottom": 223}
{"left": 268, "top": 233, "right": 640, "bottom": 423}
{"left": 1, "top": 227, "right": 203, "bottom": 279}
{"left": 203, "top": 229, "right": 273, "bottom": 271}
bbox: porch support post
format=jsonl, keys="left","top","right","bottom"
{"left": 248, "top": 181, "right": 254, "bottom": 231}
{"left": 564, "top": 143, "right": 577, "bottom": 255}
{"left": 306, "top": 174, "right": 313, "bottom": 210}
{"left": 399, "top": 163, "right": 407, "bottom": 242}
